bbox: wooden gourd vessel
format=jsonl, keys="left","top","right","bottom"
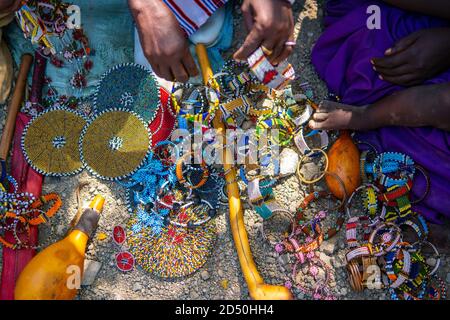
{"left": 325, "top": 130, "right": 361, "bottom": 200}
{"left": 14, "top": 195, "right": 105, "bottom": 300}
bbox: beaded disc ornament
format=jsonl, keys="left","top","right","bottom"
{"left": 22, "top": 108, "right": 86, "bottom": 176}
{"left": 80, "top": 109, "right": 151, "bottom": 180}
{"left": 127, "top": 214, "right": 216, "bottom": 279}
{"left": 94, "top": 63, "right": 160, "bottom": 122}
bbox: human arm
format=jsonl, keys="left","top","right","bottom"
{"left": 128, "top": 0, "right": 198, "bottom": 82}
{"left": 0, "top": 0, "right": 22, "bottom": 13}
{"left": 382, "top": 0, "right": 450, "bottom": 20}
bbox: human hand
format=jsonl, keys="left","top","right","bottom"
{"left": 0, "top": 0, "right": 22, "bottom": 13}
{"left": 129, "top": 0, "right": 198, "bottom": 82}
{"left": 233, "top": 0, "right": 295, "bottom": 65}
{"left": 372, "top": 28, "right": 450, "bottom": 86}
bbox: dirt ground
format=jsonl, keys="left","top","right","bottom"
{"left": 1, "top": 0, "right": 449, "bottom": 300}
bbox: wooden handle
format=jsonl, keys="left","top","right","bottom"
{"left": 196, "top": 44, "right": 293, "bottom": 300}
{"left": 0, "top": 54, "right": 33, "bottom": 160}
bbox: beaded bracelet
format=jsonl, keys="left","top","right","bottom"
{"left": 296, "top": 149, "right": 329, "bottom": 184}
{"left": 239, "top": 166, "right": 277, "bottom": 189}
{"left": 366, "top": 152, "right": 415, "bottom": 188}
{"left": 398, "top": 215, "right": 429, "bottom": 251}
{"left": 385, "top": 246, "right": 412, "bottom": 289}
{"left": 367, "top": 222, "right": 402, "bottom": 256}
{"left": 292, "top": 255, "right": 336, "bottom": 300}
{"left": 169, "top": 197, "right": 218, "bottom": 228}
{"left": 255, "top": 113, "right": 295, "bottom": 147}
{"left": 281, "top": 221, "right": 324, "bottom": 263}
{"left": 347, "top": 183, "right": 381, "bottom": 219}
{"left": 419, "top": 241, "right": 440, "bottom": 276}
{"left": 385, "top": 244, "right": 428, "bottom": 292}
{"left": 424, "top": 275, "right": 447, "bottom": 300}
{"left": 410, "top": 165, "right": 430, "bottom": 205}
{"left": 295, "top": 190, "right": 345, "bottom": 240}
{"left": 345, "top": 216, "right": 372, "bottom": 248}
{"left": 176, "top": 152, "right": 210, "bottom": 190}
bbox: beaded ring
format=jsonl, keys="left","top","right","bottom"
{"left": 366, "top": 152, "right": 415, "bottom": 188}
{"left": 176, "top": 152, "right": 210, "bottom": 190}
{"left": 296, "top": 148, "right": 329, "bottom": 184}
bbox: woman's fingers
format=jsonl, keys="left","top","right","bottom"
{"left": 373, "top": 63, "right": 412, "bottom": 78}
{"left": 157, "top": 64, "right": 175, "bottom": 82}
{"left": 385, "top": 32, "right": 419, "bottom": 56}
{"left": 372, "top": 50, "right": 410, "bottom": 69}
{"left": 233, "top": 27, "right": 264, "bottom": 61}
{"left": 182, "top": 51, "right": 199, "bottom": 78}
{"left": 380, "top": 73, "right": 423, "bottom": 86}
{"left": 171, "top": 61, "right": 189, "bottom": 83}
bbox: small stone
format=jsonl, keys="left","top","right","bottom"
{"left": 307, "top": 32, "right": 314, "bottom": 37}
{"left": 200, "top": 270, "right": 210, "bottom": 281}
{"left": 426, "top": 258, "right": 437, "bottom": 267}
{"left": 56, "top": 225, "right": 65, "bottom": 236}
{"left": 81, "top": 259, "right": 102, "bottom": 286}
{"left": 446, "top": 273, "right": 450, "bottom": 284}
{"left": 189, "top": 290, "right": 200, "bottom": 299}
{"left": 241, "top": 120, "right": 254, "bottom": 130}
{"left": 220, "top": 279, "right": 229, "bottom": 289}
{"left": 133, "top": 283, "right": 143, "bottom": 292}
{"left": 97, "top": 232, "right": 108, "bottom": 241}
{"left": 88, "top": 243, "right": 94, "bottom": 251}
{"left": 300, "top": 162, "right": 320, "bottom": 180}
{"left": 319, "top": 252, "right": 332, "bottom": 266}
{"left": 218, "top": 270, "right": 225, "bottom": 277}
{"left": 278, "top": 254, "right": 290, "bottom": 266}
{"left": 279, "top": 148, "right": 299, "bottom": 177}
{"left": 321, "top": 238, "right": 337, "bottom": 255}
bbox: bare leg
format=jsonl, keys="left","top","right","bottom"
{"left": 309, "top": 82, "right": 450, "bottom": 131}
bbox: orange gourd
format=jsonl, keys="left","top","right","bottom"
{"left": 325, "top": 130, "right": 361, "bottom": 200}
{"left": 14, "top": 195, "right": 105, "bottom": 300}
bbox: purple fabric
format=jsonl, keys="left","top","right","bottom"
{"left": 311, "top": 0, "right": 450, "bottom": 223}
